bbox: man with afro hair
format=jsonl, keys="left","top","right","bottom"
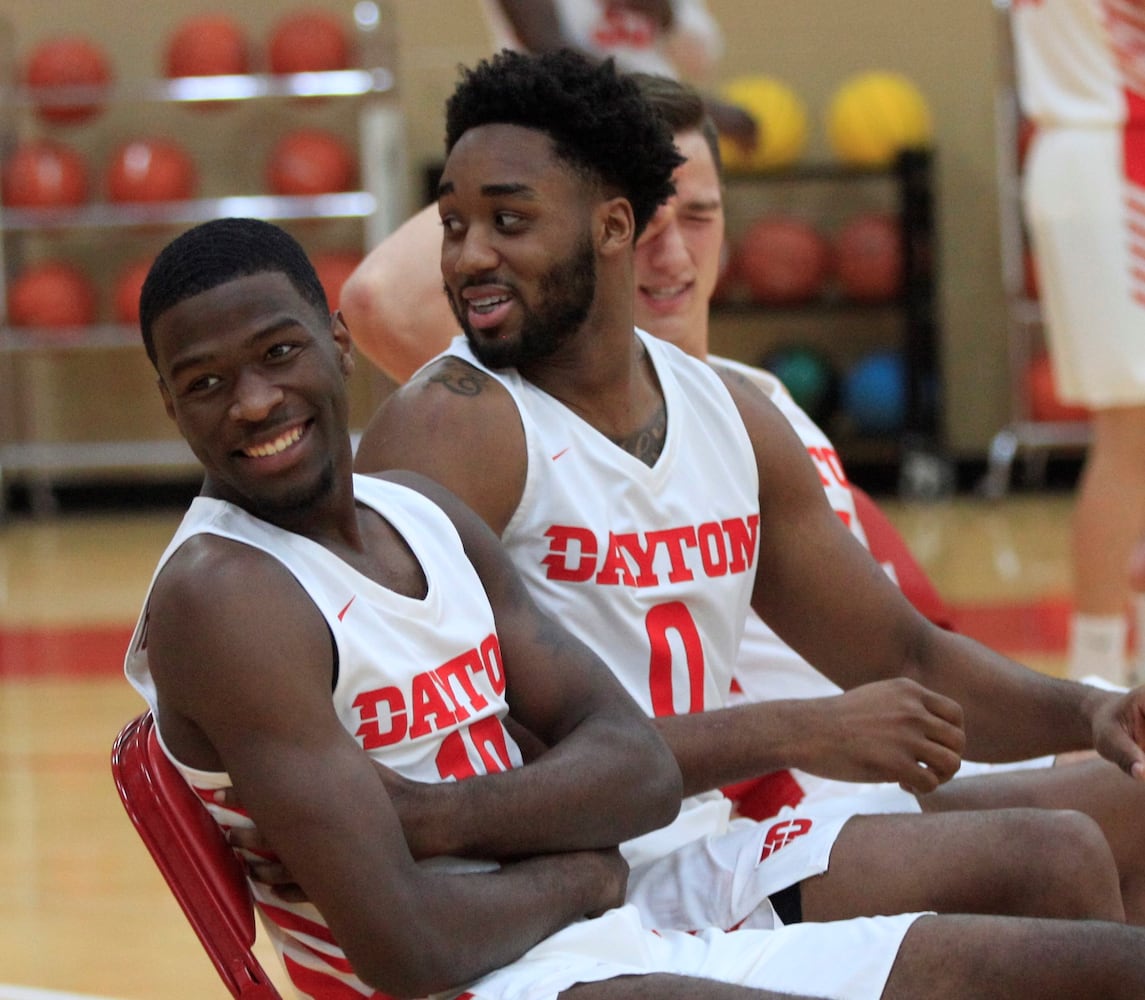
{"left": 352, "top": 47, "right": 1145, "bottom": 997}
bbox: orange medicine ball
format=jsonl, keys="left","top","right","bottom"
{"left": 266, "top": 130, "right": 356, "bottom": 196}
{"left": 23, "top": 35, "right": 113, "bottom": 125}
{"left": 164, "top": 15, "right": 250, "bottom": 77}
{"left": 8, "top": 261, "right": 98, "bottom": 328}
{"left": 268, "top": 10, "right": 351, "bottom": 73}
{"left": 2, "top": 139, "right": 89, "bottom": 207}
{"left": 106, "top": 138, "right": 197, "bottom": 203}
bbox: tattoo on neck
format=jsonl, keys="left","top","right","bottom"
{"left": 612, "top": 404, "right": 667, "bottom": 467}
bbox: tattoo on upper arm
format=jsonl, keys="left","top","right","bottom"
{"left": 428, "top": 363, "right": 488, "bottom": 397}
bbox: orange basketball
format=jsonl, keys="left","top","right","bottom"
{"left": 266, "top": 129, "right": 356, "bottom": 196}
{"left": 312, "top": 250, "right": 362, "bottom": 310}
{"left": 833, "top": 213, "right": 903, "bottom": 303}
{"left": 268, "top": 10, "right": 351, "bottom": 74}
{"left": 164, "top": 14, "right": 249, "bottom": 78}
{"left": 736, "top": 215, "right": 832, "bottom": 306}
{"left": 106, "top": 138, "right": 197, "bottom": 203}
{"left": 112, "top": 257, "right": 155, "bottom": 324}
{"left": 2, "top": 139, "right": 89, "bottom": 208}
{"left": 8, "top": 261, "right": 97, "bottom": 328}
{"left": 23, "top": 35, "right": 113, "bottom": 125}
{"left": 1027, "top": 354, "right": 1088, "bottom": 423}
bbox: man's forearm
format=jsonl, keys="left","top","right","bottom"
{"left": 388, "top": 717, "right": 682, "bottom": 859}
{"left": 914, "top": 628, "right": 1106, "bottom": 762}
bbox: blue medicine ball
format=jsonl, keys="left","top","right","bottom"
{"left": 843, "top": 350, "right": 906, "bottom": 434}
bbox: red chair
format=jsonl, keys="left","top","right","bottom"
{"left": 111, "top": 711, "right": 283, "bottom": 998}
{"left": 724, "top": 485, "right": 954, "bottom": 821}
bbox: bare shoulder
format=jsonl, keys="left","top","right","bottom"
{"left": 143, "top": 531, "right": 335, "bottom": 768}
{"left": 357, "top": 356, "right": 517, "bottom": 464}
{"left": 356, "top": 357, "right": 527, "bottom": 535}
{"left": 710, "top": 359, "right": 831, "bottom": 508}
{"left": 154, "top": 529, "right": 296, "bottom": 596}
{"left": 366, "top": 355, "right": 507, "bottom": 425}
{"left": 710, "top": 360, "right": 789, "bottom": 434}
{"left": 148, "top": 534, "right": 329, "bottom": 702}
{"left": 419, "top": 354, "right": 498, "bottom": 396}
{"left": 708, "top": 355, "right": 784, "bottom": 401}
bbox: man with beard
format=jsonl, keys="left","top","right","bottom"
{"left": 351, "top": 47, "right": 1145, "bottom": 951}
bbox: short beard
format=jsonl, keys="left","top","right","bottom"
{"left": 456, "top": 234, "right": 596, "bottom": 371}
{"left": 259, "top": 460, "right": 336, "bottom": 523}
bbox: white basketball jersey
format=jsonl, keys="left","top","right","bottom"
{"left": 125, "top": 475, "right": 521, "bottom": 999}
{"left": 447, "top": 331, "right": 759, "bottom": 865}
{"left": 1012, "top": 0, "right": 1145, "bottom": 127}
{"left": 710, "top": 356, "right": 864, "bottom": 706}
{"left": 711, "top": 359, "right": 925, "bottom": 817}
{"left": 476, "top": 0, "right": 723, "bottom": 79}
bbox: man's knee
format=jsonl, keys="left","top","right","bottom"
{"left": 1002, "top": 807, "right": 1122, "bottom": 920}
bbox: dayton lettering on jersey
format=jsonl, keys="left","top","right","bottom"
{"left": 352, "top": 633, "right": 506, "bottom": 750}
{"left": 542, "top": 515, "right": 761, "bottom": 586}
{"left": 806, "top": 446, "right": 848, "bottom": 490}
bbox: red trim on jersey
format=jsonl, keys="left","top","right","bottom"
{"left": 283, "top": 953, "right": 396, "bottom": 998}
{"left": 293, "top": 937, "right": 357, "bottom": 975}
{"left": 722, "top": 769, "right": 805, "bottom": 822}
{"left": 1124, "top": 94, "right": 1145, "bottom": 185}
{"left": 262, "top": 900, "right": 340, "bottom": 945}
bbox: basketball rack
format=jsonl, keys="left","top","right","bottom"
{"left": 977, "top": 0, "right": 1090, "bottom": 499}
{"left": 0, "top": 3, "right": 406, "bottom": 520}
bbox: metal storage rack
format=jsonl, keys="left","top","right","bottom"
{"left": 0, "top": 3, "right": 406, "bottom": 517}
{"left": 714, "top": 148, "right": 950, "bottom": 498}
{"left": 978, "top": 0, "right": 1090, "bottom": 499}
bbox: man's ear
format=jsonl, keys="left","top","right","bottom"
{"left": 157, "top": 377, "right": 176, "bottom": 422}
{"left": 598, "top": 196, "right": 635, "bottom": 257}
{"left": 331, "top": 311, "right": 356, "bottom": 379}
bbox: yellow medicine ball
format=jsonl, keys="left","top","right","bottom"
{"left": 826, "top": 71, "right": 933, "bottom": 167}
{"left": 718, "top": 75, "right": 809, "bottom": 171}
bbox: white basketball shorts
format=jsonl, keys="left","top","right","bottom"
{"left": 1023, "top": 126, "right": 1145, "bottom": 407}
{"left": 454, "top": 902, "right": 924, "bottom": 1000}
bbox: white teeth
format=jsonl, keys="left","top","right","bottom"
{"left": 646, "top": 285, "right": 687, "bottom": 300}
{"left": 245, "top": 425, "right": 303, "bottom": 458}
{"left": 470, "top": 294, "right": 509, "bottom": 313}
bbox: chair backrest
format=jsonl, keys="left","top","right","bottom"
{"left": 850, "top": 484, "right": 955, "bottom": 631}
{"left": 111, "top": 711, "right": 282, "bottom": 999}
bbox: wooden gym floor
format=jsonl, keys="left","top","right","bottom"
{"left": 0, "top": 484, "right": 1078, "bottom": 998}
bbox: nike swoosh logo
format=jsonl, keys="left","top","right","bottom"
{"left": 337, "top": 595, "right": 357, "bottom": 621}
{"left": 552, "top": 447, "right": 571, "bottom": 461}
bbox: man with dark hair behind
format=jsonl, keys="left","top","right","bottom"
{"left": 625, "top": 70, "right": 1145, "bottom": 921}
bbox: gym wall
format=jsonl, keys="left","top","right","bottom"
{"left": 3, "top": 0, "right": 1008, "bottom": 460}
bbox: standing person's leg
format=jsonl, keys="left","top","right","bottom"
{"left": 1069, "top": 406, "right": 1145, "bottom": 679}
{"left": 1129, "top": 537, "right": 1145, "bottom": 682}
{"left": 1024, "top": 126, "right": 1145, "bottom": 685}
